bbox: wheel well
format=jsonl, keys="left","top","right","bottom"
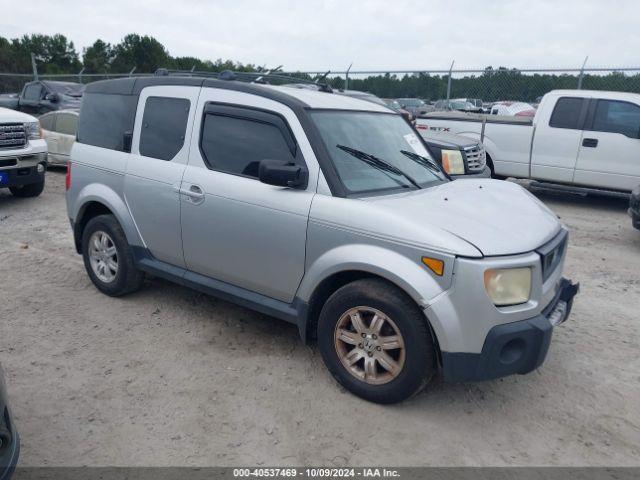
{"left": 485, "top": 152, "right": 495, "bottom": 174}
{"left": 304, "top": 270, "right": 442, "bottom": 364}
{"left": 73, "top": 201, "right": 114, "bottom": 253}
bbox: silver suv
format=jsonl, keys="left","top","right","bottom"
{"left": 66, "top": 74, "right": 578, "bottom": 404}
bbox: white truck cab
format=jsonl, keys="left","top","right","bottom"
{"left": 417, "top": 90, "right": 640, "bottom": 193}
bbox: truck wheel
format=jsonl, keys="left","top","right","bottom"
{"left": 81, "top": 214, "right": 144, "bottom": 297}
{"left": 318, "top": 278, "right": 436, "bottom": 404}
{"left": 9, "top": 178, "right": 45, "bottom": 198}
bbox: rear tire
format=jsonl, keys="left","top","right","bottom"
{"left": 81, "top": 214, "right": 143, "bottom": 296}
{"left": 318, "top": 278, "right": 436, "bottom": 404}
{"left": 9, "top": 177, "right": 45, "bottom": 197}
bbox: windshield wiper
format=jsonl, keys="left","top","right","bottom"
{"left": 336, "top": 144, "right": 422, "bottom": 190}
{"left": 399, "top": 149, "right": 447, "bottom": 177}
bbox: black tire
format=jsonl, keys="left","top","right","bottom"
{"left": 81, "top": 214, "right": 143, "bottom": 297}
{"left": 9, "top": 177, "right": 45, "bottom": 197}
{"left": 318, "top": 278, "right": 436, "bottom": 404}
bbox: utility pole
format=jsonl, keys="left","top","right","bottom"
{"left": 345, "top": 62, "right": 353, "bottom": 91}
{"left": 446, "top": 60, "right": 455, "bottom": 100}
{"left": 577, "top": 56, "right": 589, "bottom": 89}
{"left": 31, "top": 53, "right": 39, "bottom": 81}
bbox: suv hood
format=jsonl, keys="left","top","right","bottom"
{"left": 419, "top": 130, "right": 477, "bottom": 149}
{"left": 363, "top": 179, "right": 561, "bottom": 256}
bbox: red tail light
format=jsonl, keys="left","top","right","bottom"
{"left": 65, "top": 161, "right": 71, "bottom": 191}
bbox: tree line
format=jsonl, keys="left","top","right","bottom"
{"left": 1, "top": 33, "right": 639, "bottom": 102}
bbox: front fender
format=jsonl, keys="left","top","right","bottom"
{"left": 297, "top": 243, "right": 453, "bottom": 309}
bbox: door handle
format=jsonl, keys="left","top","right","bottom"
{"left": 582, "top": 138, "right": 598, "bottom": 148}
{"left": 178, "top": 184, "right": 205, "bottom": 200}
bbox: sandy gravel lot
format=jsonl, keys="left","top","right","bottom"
{"left": 1, "top": 170, "right": 639, "bottom": 467}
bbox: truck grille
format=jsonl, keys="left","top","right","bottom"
{"left": 537, "top": 230, "right": 568, "bottom": 282}
{"left": 0, "top": 123, "right": 27, "bottom": 150}
{"left": 463, "top": 144, "right": 486, "bottom": 172}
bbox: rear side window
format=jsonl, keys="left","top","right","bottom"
{"left": 139, "top": 97, "right": 190, "bottom": 161}
{"left": 592, "top": 100, "right": 640, "bottom": 138}
{"left": 77, "top": 93, "right": 137, "bottom": 151}
{"left": 56, "top": 113, "right": 78, "bottom": 136}
{"left": 39, "top": 112, "right": 56, "bottom": 130}
{"left": 549, "top": 97, "right": 586, "bottom": 129}
{"left": 200, "top": 113, "right": 296, "bottom": 178}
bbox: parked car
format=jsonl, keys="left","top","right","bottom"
{"left": 630, "top": 185, "right": 640, "bottom": 230}
{"left": 417, "top": 90, "right": 640, "bottom": 192}
{"left": 39, "top": 110, "right": 78, "bottom": 166}
{"left": 396, "top": 98, "right": 433, "bottom": 117}
{"left": 414, "top": 128, "right": 490, "bottom": 178}
{"left": 490, "top": 101, "right": 537, "bottom": 117}
{"left": 433, "top": 99, "right": 483, "bottom": 113}
{"left": 382, "top": 99, "right": 414, "bottom": 122}
{"left": 453, "top": 98, "right": 486, "bottom": 112}
{"left": 0, "top": 107, "right": 48, "bottom": 197}
{"left": 67, "top": 75, "right": 578, "bottom": 404}
{"left": 0, "top": 80, "right": 84, "bottom": 115}
{"left": 0, "top": 364, "right": 19, "bottom": 480}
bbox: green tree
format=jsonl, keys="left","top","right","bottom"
{"left": 82, "top": 39, "right": 114, "bottom": 73}
{"left": 110, "top": 34, "right": 171, "bottom": 73}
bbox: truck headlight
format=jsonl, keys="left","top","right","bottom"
{"left": 25, "top": 121, "right": 41, "bottom": 140}
{"left": 441, "top": 150, "right": 465, "bottom": 175}
{"left": 484, "top": 267, "right": 532, "bottom": 306}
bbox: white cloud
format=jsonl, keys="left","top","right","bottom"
{"left": 0, "top": 0, "right": 638, "bottom": 72}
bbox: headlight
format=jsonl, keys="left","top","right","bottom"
{"left": 441, "top": 149, "right": 465, "bottom": 175}
{"left": 484, "top": 267, "right": 532, "bottom": 306}
{"left": 24, "top": 121, "right": 41, "bottom": 140}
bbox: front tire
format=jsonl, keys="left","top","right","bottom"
{"left": 9, "top": 177, "right": 45, "bottom": 197}
{"left": 318, "top": 278, "right": 436, "bottom": 404}
{"left": 81, "top": 214, "right": 143, "bottom": 296}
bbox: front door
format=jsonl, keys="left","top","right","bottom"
{"left": 573, "top": 98, "right": 640, "bottom": 191}
{"left": 180, "top": 90, "right": 318, "bottom": 303}
{"left": 123, "top": 86, "right": 199, "bottom": 268}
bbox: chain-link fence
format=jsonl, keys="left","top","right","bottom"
{"left": 2, "top": 66, "right": 640, "bottom": 105}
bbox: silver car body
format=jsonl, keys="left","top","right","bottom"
{"left": 66, "top": 77, "right": 573, "bottom": 380}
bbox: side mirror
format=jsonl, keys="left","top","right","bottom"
{"left": 45, "top": 93, "right": 60, "bottom": 103}
{"left": 259, "top": 160, "right": 308, "bottom": 189}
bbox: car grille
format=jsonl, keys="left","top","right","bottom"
{"left": 537, "top": 230, "right": 568, "bottom": 282}
{"left": 463, "top": 144, "right": 486, "bottom": 172}
{"left": 0, "top": 123, "right": 27, "bottom": 150}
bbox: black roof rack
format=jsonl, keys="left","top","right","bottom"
{"left": 153, "top": 68, "right": 333, "bottom": 93}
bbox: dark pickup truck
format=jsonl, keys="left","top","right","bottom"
{"left": 0, "top": 80, "right": 84, "bottom": 115}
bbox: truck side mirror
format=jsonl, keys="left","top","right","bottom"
{"left": 259, "top": 160, "right": 308, "bottom": 189}
{"left": 45, "top": 93, "right": 60, "bottom": 103}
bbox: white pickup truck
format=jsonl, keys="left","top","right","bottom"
{"left": 416, "top": 90, "right": 640, "bottom": 193}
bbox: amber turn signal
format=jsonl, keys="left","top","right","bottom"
{"left": 421, "top": 257, "right": 444, "bottom": 276}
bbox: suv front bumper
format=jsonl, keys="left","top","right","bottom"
{"left": 441, "top": 278, "right": 579, "bottom": 382}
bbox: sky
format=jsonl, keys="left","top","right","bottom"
{"left": 1, "top": 0, "right": 638, "bottom": 73}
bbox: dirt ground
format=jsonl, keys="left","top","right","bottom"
{"left": 1, "top": 170, "right": 639, "bottom": 467}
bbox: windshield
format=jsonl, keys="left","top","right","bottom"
{"left": 311, "top": 111, "right": 446, "bottom": 195}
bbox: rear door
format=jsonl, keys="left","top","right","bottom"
{"left": 51, "top": 112, "right": 78, "bottom": 164}
{"left": 124, "top": 86, "right": 199, "bottom": 268}
{"left": 39, "top": 112, "right": 59, "bottom": 160}
{"left": 530, "top": 96, "right": 589, "bottom": 183}
{"left": 573, "top": 98, "right": 640, "bottom": 191}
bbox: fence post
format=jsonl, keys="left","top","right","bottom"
{"left": 31, "top": 53, "right": 39, "bottom": 81}
{"left": 129, "top": 66, "right": 137, "bottom": 77}
{"left": 446, "top": 60, "right": 454, "bottom": 100}
{"left": 345, "top": 62, "right": 353, "bottom": 90}
{"left": 577, "top": 56, "right": 588, "bottom": 89}
{"left": 78, "top": 67, "right": 85, "bottom": 84}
